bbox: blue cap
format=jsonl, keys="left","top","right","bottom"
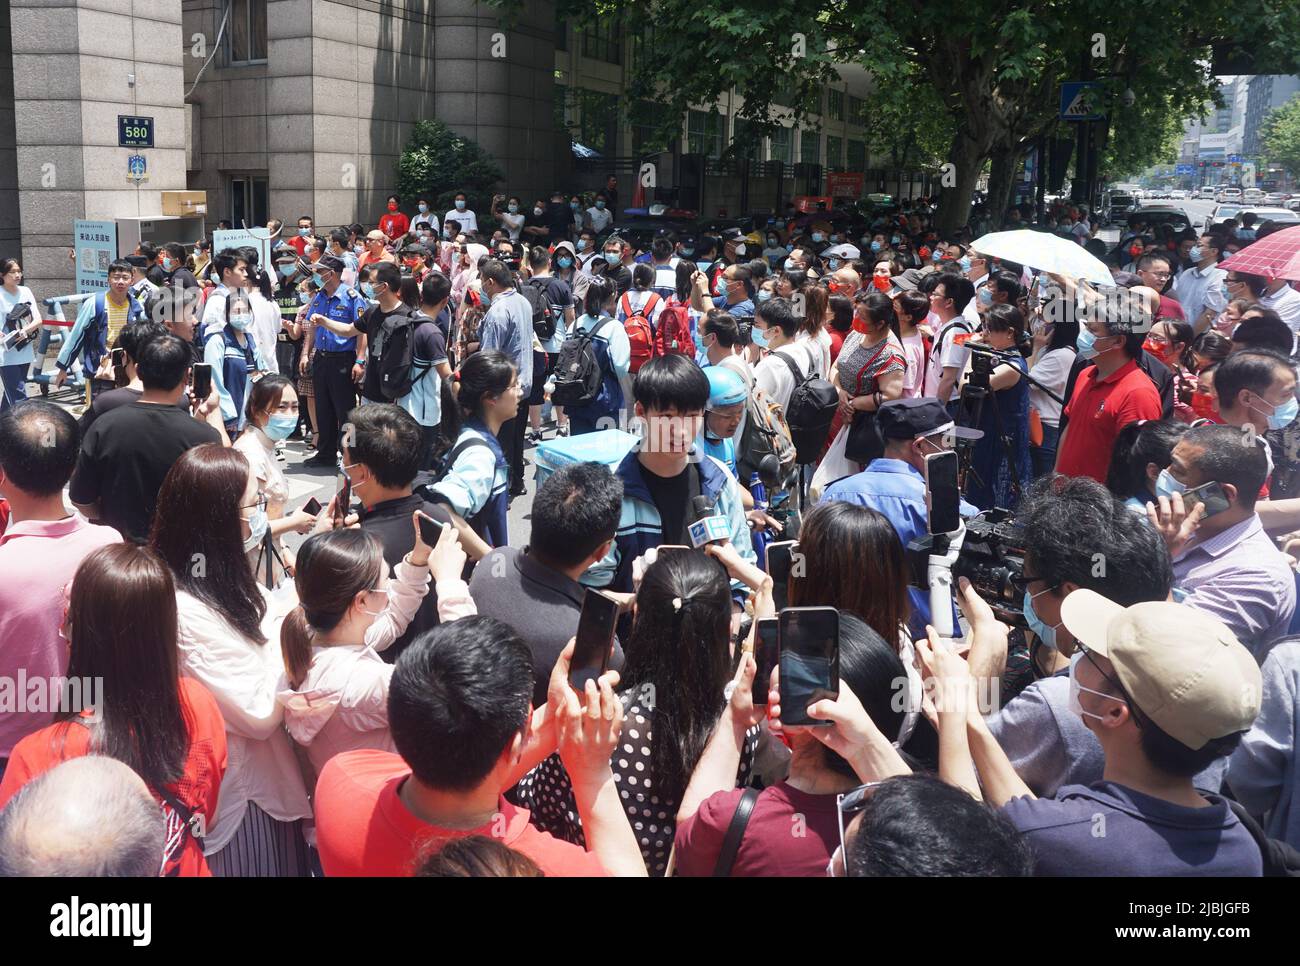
{"left": 705, "top": 365, "right": 748, "bottom": 408}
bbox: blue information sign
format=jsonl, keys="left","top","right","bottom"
{"left": 117, "top": 115, "right": 154, "bottom": 148}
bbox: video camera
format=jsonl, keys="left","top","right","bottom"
{"left": 906, "top": 508, "right": 1028, "bottom": 629}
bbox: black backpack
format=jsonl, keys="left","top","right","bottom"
{"left": 519, "top": 275, "right": 558, "bottom": 341}
{"left": 370, "top": 306, "right": 433, "bottom": 402}
{"left": 551, "top": 317, "right": 614, "bottom": 408}
{"left": 775, "top": 350, "right": 839, "bottom": 464}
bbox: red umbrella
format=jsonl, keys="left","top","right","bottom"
{"left": 1219, "top": 224, "right": 1300, "bottom": 282}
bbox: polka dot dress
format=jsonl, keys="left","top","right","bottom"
{"left": 510, "top": 693, "right": 759, "bottom": 876}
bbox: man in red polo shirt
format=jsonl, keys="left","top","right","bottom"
{"left": 288, "top": 215, "right": 314, "bottom": 257}
{"left": 1056, "top": 297, "right": 1162, "bottom": 482}
{"left": 314, "top": 617, "right": 646, "bottom": 877}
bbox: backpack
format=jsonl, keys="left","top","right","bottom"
{"left": 737, "top": 383, "right": 798, "bottom": 486}
{"left": 775, "top": 349, "right": 839, "bottom": 464}
{"left": 519, "top": 275, "right": 558, "bottom": 341}
{"left": 654, "top": 296, "right": 696, "bottom": 360}
{"left": 550, "top": 317, "right": 615, "bottom": 408}
{"left": 621, "top": 292, "right": 659, "bottom": 374}
{"left": 928, "top": 317, "right": 972, "bottom": 390}
{"left": 421, "top": 435, "right": 492, "bottom": 489}
{"left": 368, "top": 305, "right": 430, "bottom": 402}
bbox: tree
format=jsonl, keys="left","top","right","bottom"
{"left": 1262, "top": 95, "right": 1300, "bottom": 180}
{"left": 394, "top": 120, "right": 505, "bottom": 219}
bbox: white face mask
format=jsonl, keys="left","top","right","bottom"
{"left": 360, "top": 588, "right": 389, "bottom": 618}
{"left": 1067, "top": 652, "right": 1127, "bottom": 722}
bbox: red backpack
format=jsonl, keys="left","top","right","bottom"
{"left": 620, "top": 292, "right": 659, "bottom": 374}
{"left": 654, "top": 296, "right": 696, "bottom": 359}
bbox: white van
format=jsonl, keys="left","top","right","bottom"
{"left": 1199, "top": 186, "right": 1217, "bottom": 199}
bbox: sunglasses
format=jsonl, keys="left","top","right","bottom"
{"left": 829, "top": 781, "right": 887, "bottom": 877}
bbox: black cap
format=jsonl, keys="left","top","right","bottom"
{"left": 317, "top": 255, "right": 346, "bottom": 275}
{"left": 877, "top": 397, "right": 983, "bottom": 441}
{"left": 124, "top": 254, "right": 148, "bottom": 268}
{"left": 272, "top": 242, "right": 297, "bottom": 259}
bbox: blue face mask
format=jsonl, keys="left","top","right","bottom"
{"left": 480, "top": 288, "right": 492, "bottom": 307}
{"left": 978, "top": 287, "right": 994, "bottom": 306}
{"left": 1023, "top": 588, "right": 1062, "bottom": 651}
{"left": 891, "top": 235, "right": 902, "bottom": 245}
{"left": 785, "top": 243, "right": 795, "bottom": 253}
{"left": 312, "top": 273, "right": 324, "bottom": 288}
{"left": 1155, "top": 468, "right": 1185, "bottom": 500}
{"left": 557, "top": 256, "right": 573, "bottom": 269}
{"left": 931, "top": 249, "right": 943, "bottom": 262}
{"left": 750, "top": 323, "right": 769, "bottom": 348}
{"left": 959, "top": 255, "right": 972, "bottom": 272}
{"left": 1188, "top": 245, "right": 1203, "bottom": 262}
{"left": 756, "top": 289, "right": 773, "bottom": 302}
{"left": 828, "top": 258, "right": 841, "bottom": 271}
{"left": 361, "top": 282, "right": 376, "bottom": 299}
{"left": 812, "top": 232, "right": 825, "bottom": 244}
{"left": 278, "top": 264, "right": 296, "bottom": 278}
{"left": 870, "top": 240, "right": 882, "bottom": 253}
{"left": 1252, "top": 393, "right": 1300, "bottom": 431}
{"left": 715, "top": 274, "right": 730, "bottom": 297}
{"left": 298, "top": 227, "right": 310, "bottom": 238}
{"left": 570, "top": 201, "right": 580, "bottom": 210}
{"left": 576, "top": 239, "right": 587, "bottom": 251}
{"left": 604, "top": 251, "right": 621, "bottom": 265}
{"left": 297, "top": 290, "right": 310, "bottom": 304}
{"left": 596, "top": 201, "right": 606, "bottom": 209}
{"left": 507, "top": 203, "right": 518, "bottom": 213}
{"left": 1076, "top": 327, "right": 1101, "bottom": 359}
{"left": 228, "top": 312, "right": 253, "bottom": 332}
{"left": 783, "top": 258, "right": 797, "bottom": 272}
{"left": 417, "top": 204, "right": 428, "bottom": 213}
{"left": 265, "top": 412, "right": 298, "bottom": 441}
{"left": 455, "top": 200, "right": 466, "bottom": 210}
{"left": 680, "top": 247, "right": 695, "bottom": 257}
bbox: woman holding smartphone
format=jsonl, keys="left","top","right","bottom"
{"left": 234, "top": 374, "right": 318, "bottom": 586}
{"left": 277, "top": 518, "right": 470, "bottom": 783}
{"left": 428, "top": 349, "right": 518, "bottom": 549}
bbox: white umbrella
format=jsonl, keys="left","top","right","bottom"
{"left": 971, "top": 229, "right": 1114, "bottom": 287}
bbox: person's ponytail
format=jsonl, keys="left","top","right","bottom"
{"left": 281, "top": 605, "right": 315, "bottom": 690}
{"left": 440, "top": 371, "right": 462, "bottom": 443}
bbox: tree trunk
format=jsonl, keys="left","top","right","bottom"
{"left": 933, "top": 127, "right": 987, "bottom": 236}
{"left": 984, "top": 141, "right": 1020, "bottom": 224}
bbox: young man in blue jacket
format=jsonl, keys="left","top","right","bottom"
{"left": 584, "top": 354, "right": 755, "bottom": 603}
{"left": 55, "top": 260, "right": 146, "bottom": 402}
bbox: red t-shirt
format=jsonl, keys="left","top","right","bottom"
{"left": 379, "top": 212, "right": 410, "bottom": 240}
{"left": 1158, "top": 294, "right": 1185, "bottom": 321}
{"left": 0, "top": 677, "right": 227, "bottom": 877}
{"left": 288, "top": 236, "right": 309, "bottom": 257}
{"left": 827, "top": 327, "right": 847, "bottom": 366}
{"left": 314, "top": 750, "right": 610, "bottom": 877}
{"left": 1056, "top": 358, "right": 1162, "bottom": 482}
{"left": 673, "top": 781, "right": 841, "bottom": 877}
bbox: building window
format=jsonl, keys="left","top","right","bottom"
{"left": 732, "top": 118, "right": 763, "bottom": 160}
{"left": 582, "top": 19, "right": 622, "bottom": 65}
{"left": 230, "top": 175, "right": 268, "bottom": 227}
{"left": 225, "top": 0, "right": 267, "bottom": 65}
{"left": 827, "top": 89, "right": 844, "bottom": 122}
{"left": 631, "top": 100, "right": 677, "bottom": 155}
{"left": 577, "top": 89, "right": 619, "bottom": 155}
{"left": 847, "top": 139, "right": 866, "bottom": 171}
{"left": 800, "top": 129, "right": 820, "bottom": 165}
{"left": 628, "top": 26, "right": 656, "bottom": 74}
{"left": 555, "top": 16, "right": 568, "bottom": 52}
{"left": 846, "top": 95, "right": 864, "bottom": 125}
{"left": 826, "top": 135, "right": 843, "bottom": 172}
{"left": 771, "top": 125, "right": 793, "bottom": 165}
{"left": 554, "top": 82, "right": 571, "bottom": 132}
{"left": 688, "top": 109, "right": 725, "bottom": 159}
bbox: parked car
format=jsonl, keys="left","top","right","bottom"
{"left": 1209, "top": 204, "right": 1244, "bottom": 226}
{"left": 1131, "top": 204, "right": 1195, "bottom": 234}
{"left": 1265, "top": 192, "right": 1288, "bottom": 205}
{"left": 1216, "top": 187, "right": 1242, "bottom": 203}
{"left": 1103, "top": 190, "right": 1137, "bottom": 224}
{"left": 1238, "top": 207, "right": 1300, "bottom": 229}
{"left": 1170, "top": 189, "right": 1188, "bottom": 200}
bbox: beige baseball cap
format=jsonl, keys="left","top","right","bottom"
{"left": 1060, "top": 589, "right": 1261, "bottom": 750}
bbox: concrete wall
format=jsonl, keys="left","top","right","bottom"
{"left": 0, "top": 4, "right": 21, "bottom": 256}
{"left": 12, "top": 0, "right": 188, "bottom": 300}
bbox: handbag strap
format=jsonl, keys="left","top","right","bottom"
{"left": 712, "top": 786, "right": 761, "bottom": 877}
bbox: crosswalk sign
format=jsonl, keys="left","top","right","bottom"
{"left": 1060, "top": 82, "right": 1105, "bottom": 122}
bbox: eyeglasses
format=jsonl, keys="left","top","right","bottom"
{"left": 1076, "top": 643, "right": 1131, "bottom": 703}
{"left": 1008, "top": 571, "right": 1048, "bottom": 594}
{"left": 240, "top": 491, "right": 268, "bottom": 514}
{"left": 829, "top": 781, "right": 887, "bottom": 877}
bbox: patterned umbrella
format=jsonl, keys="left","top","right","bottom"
{"left": 1219, "top": 224, "right": 1300, "bottom": 282}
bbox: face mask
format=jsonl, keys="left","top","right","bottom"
{"left": 533, "top": 207, "right": 544, "bottom": 216}
{"left": 265, "top": 412, "right": 298, "bottom": 441}
{"left": 595, "top": 201, "right": 606, "bottom": 210}
{"left": 278, "top": 263, "right": 296, "bottom": 278}
{"left": 1022, "top": 587, "right": 1062, "bottom": 651}
{"left": 756, "top": 289, "right": 773, "bottom": 302}
{"left": 557, "top": 256, "right": 573, "bottom": 269}
{"left": 312, "top": 273, "right": 324, "bottom": 288}
{"left": 354, "top": 244, "right": 365, "bottom": 254}
{"left": 1068, "top": 653, "right": 1127, "bottom": 722}
{"left": 768, "top": 238, "right": 779, "bottom": 248}
{"left": 360, "top": 589, "right": 390, "bottom": 618}
{"left": 1155, "top": 468, "right": 1185, "bottom": 500}
{"left": 811, "top": 232, "right": 825, "bottom": 243}
{"left": 931, "top": 249, "right": 943, "bottom": 262}
{"left": 715, "top": 275, "right": 730, "bottom": 297}
{"left": 161, "top": 257, "right": 174, "bottom": 272}
{"left": 750, "top": 324, "right": 770, "bottom": 348}
{"left": 1188, "top": 245, "right": 1203, "bottom": 262}
{"left": 1249, "top": 393, "right": 1299, "bottom": 431}
{"left": 242, "top": 508, "right": 269, "bottom": 552}
{"left": 570, "top": 201, "right": 580, "bottom": 210}
{"left": 891, "top": 235, "right": 901, "bottom": 245}
{"left": 680, "top": 247, "right": 695, "bottom": 257}
{"left": 388, "top": 202, "right": 398, "bottom": 212}
{"left": 1076, "top": 327, "right": 1104, "bottom": 359}
{"left": 978, "top": 287, "right": 994, "bottom": 306}
{"left": 576, "top": 239, "right": 587, "bottom": 251}
{"left": 828, "top": 258, "right": 841, "bottom": 271}
{"left": 507, "top": 203, "right": 518, "bottom": 213}
{"left": 417, "top": 203, "right": 428, "bottom": 213}
{"left": 455, "top": 200, "right": 467, "bottom": 210}
{"left": 959, "top": 255, "right": 972, "bottom": 272}
{"left": 297, "top": 290, "right": 310, "bottom": 304}
{"left": 1142, "top": 338, "right": 1172, "bottom": 363}
{"left": 870, "top": 240, "right": 882, "bottom": 253}
{"left": 783, "top": 258, "right": 797, "bottom": 272}
{"left": 604, "top": 251, "right": 621, "bottom": 265}
{"left": 479, "top": 288, "right": 492, "bottom": 307}
{"left": 361, "top": 282, "right": 376, "bottom": 300}
{"left": 229, "top": 312, "right": 254, "bottom": 331}
{"left": 872, "top": 276, "right": 891, "bottom": 292}
{"left": 298, "top": 228, "right": 310, "bottom": 238}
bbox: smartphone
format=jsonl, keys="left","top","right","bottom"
{"left": 1182, "top": 480, "right": 1231, "bottom": 519}
{"left": 301, "top": 497, "right": 322, "bottom": 516}
{"left": 416, "top": 510, "right": 447, "bottom": 546}
{"left": 654, "top": 544, "right": 691, "bottom": 559}
{"left": 778, "top": 606, "right": 840, "bottom": 727}
{"left": 570, "top": 589, "right": 620, "bottom": 690}
{"left": 765, "top": 540, "right": 797, "bottom": 611}
{"left": 925, "top": 450, "right": 962, "bottom": 535}
{"left": 111, "top": 348, "right": 128, "bottom": 388}
{"left": 191, "top": 363, "right": 212, "bottom": 402}
{"left": 333, "top": 474, "right": 352, "bottom": 529}
{"left": 753, "top": 617, "right": 779, "bottom": 706}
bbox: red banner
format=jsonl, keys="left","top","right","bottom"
{"left": 826, "top": 172, "right": 864, "bottom": 200}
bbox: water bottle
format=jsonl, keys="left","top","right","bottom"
{"left": 749, "top": 471, "right": 772, "bottom": 567}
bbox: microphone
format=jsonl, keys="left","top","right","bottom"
{"left": 688, "top": 495, "right": 731, "bottom": 548}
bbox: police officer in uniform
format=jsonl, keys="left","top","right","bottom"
{"left": 302, "top": 255, "right": 368, "bottom": 467}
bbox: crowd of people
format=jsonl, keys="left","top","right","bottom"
{"left": 2, "top": 185, "right": 1300, "bottom": 878}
